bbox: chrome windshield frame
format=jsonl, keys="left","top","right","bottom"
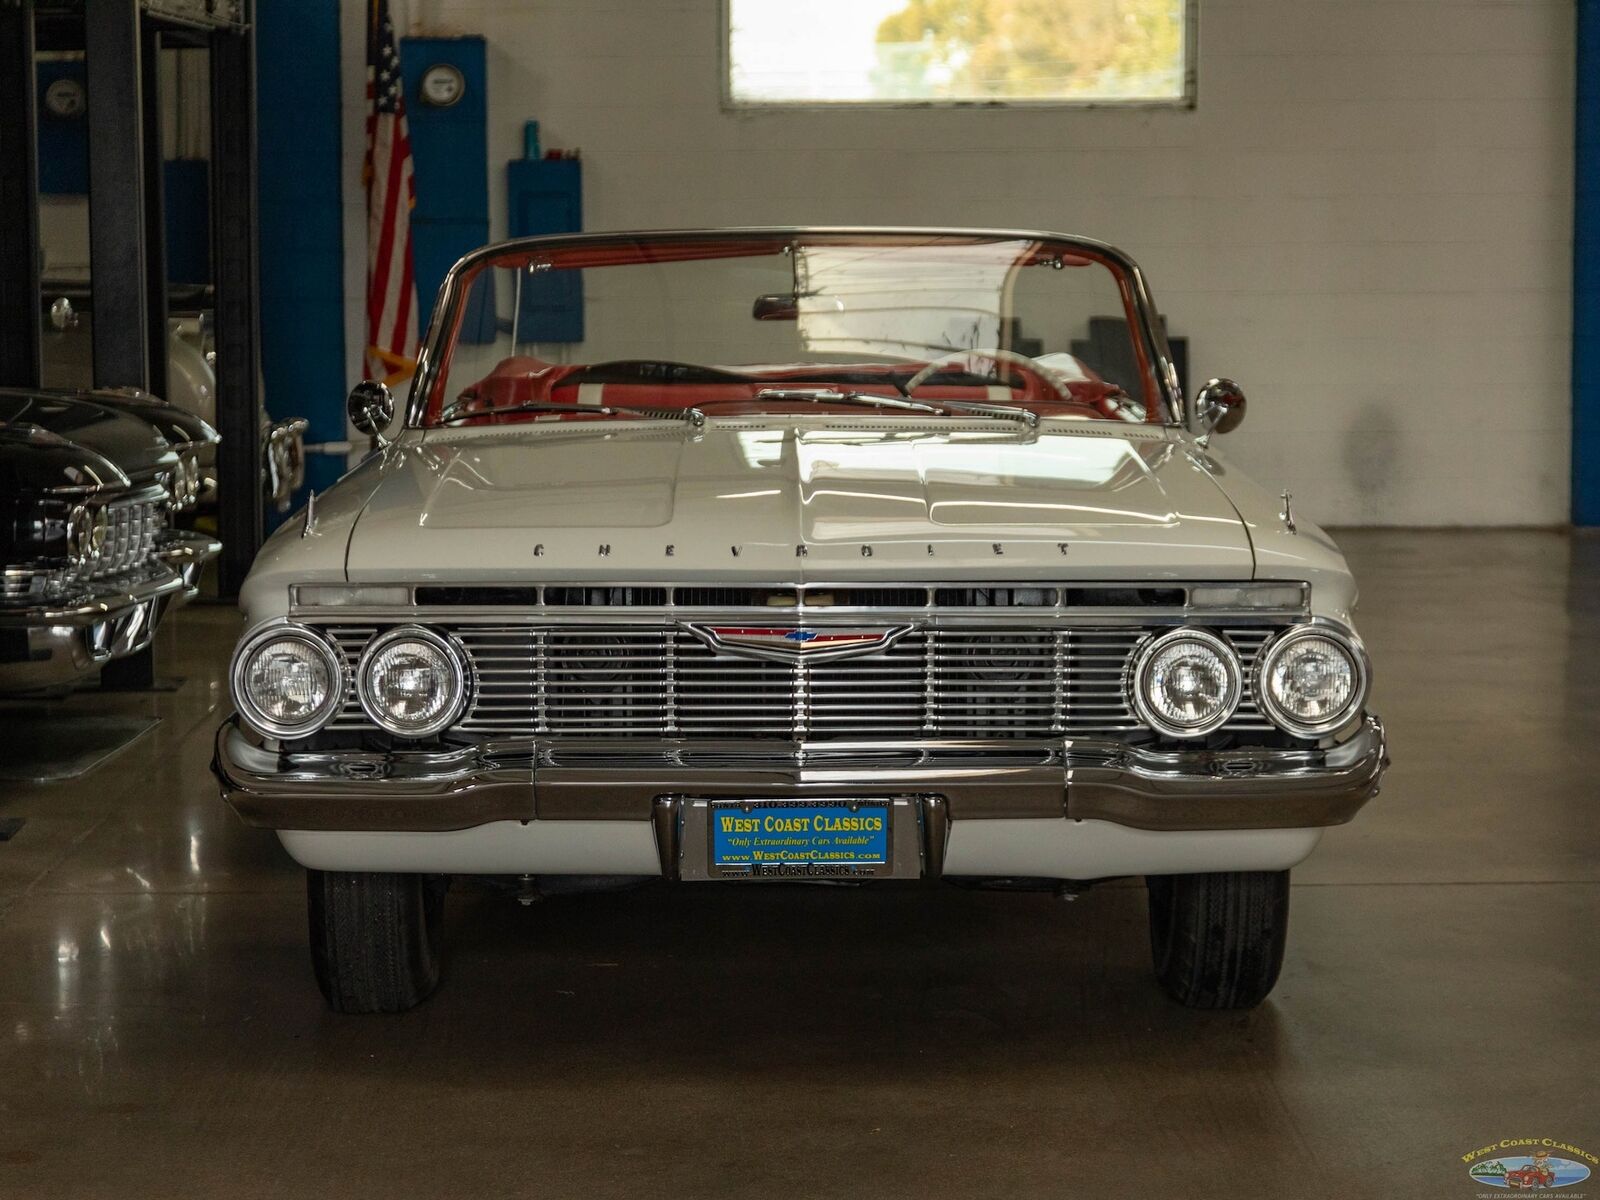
{"left": 405, "top": 226, "right": 1186, "bottom": 430}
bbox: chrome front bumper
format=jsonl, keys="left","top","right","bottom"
{"left": 0, "top": 530, "right": 220, "bottom": 691}
{"left": 214, "top": 714, "right": 1388, "bottom": 835}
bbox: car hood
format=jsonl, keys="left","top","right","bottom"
{"left": 340, "top": 421, "right": 1255, "bottom": 581}
{"left": 0, "top": 388, "right": 181, "bottom": 491}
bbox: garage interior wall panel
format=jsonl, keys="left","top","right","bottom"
{"left": 346, "top": 0, "right": 1574, "bottom": 526}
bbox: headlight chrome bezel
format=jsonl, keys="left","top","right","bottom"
{"left": 355, "top": 624, "right": 470, "bottom": 739}
{"left": 1254, "top": 623, "right": 1368, "bottom": 738}
{"left": 65, "top": 503, "right": 108, "bottom": 571}
{"left": 1129, "top": 627, "right": 1243, "bottom": 739}
{"left": 231, "top": 620, "right": 348, "bottom": 739}
{"left": 65, "top": 503, "right": 91, "bottom": 569}
{"left": 173, "top": 453, "right": 200, "bottom": 510}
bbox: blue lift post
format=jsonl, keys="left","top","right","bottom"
{"left": 1578, "top": 0, "right": 1600, "bottom": 526}
{"left": 256, "top": 0, "right": 345, "bottom": 509}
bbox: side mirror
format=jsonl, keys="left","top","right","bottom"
{"left": 751, "top": 293, "right": 799, "bottom": 321}
{"left": 347, "top": 380, "right": 395, "bottom": 440}
{"left": 1195, "top": 377, "right": 1247, "bottom": 437}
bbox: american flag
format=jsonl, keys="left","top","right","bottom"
{"left": 364, "top": 0, "right": 418, "bottom": 385}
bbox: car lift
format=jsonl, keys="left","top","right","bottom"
{"left": 0, "top": 0, "right": 265, "bottom": 686}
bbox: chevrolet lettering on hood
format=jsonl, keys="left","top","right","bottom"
{"left": 213, "top": 227, "right": 1388, "bottom": 1016}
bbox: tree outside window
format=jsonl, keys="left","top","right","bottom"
{"left": 728, "top": 0, "right": 1192, "bottom": 106}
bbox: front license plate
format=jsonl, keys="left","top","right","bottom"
{"left": 709, "top": 800, "right": 890, "bottom": 877}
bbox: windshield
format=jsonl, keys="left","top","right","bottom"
{"left": 419, "top": 232, "right": 1169, "bottom": 428}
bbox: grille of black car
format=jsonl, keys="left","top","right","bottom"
{"left": 1, "top": 498, "right": 170, "bottom": 605}
{"left": 315, "top": 622, "right": 1278, "bottom": 740}
{"left": 79, "top": 498, "right": 166, "bottom": 581}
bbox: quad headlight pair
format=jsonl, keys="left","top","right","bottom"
{"left": 1130, "top": 625, "right": 1366, "bottom": 740}
{"left": 232, "top": 622, "right": 468, "bottom": 739}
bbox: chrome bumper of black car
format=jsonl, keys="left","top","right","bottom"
{"left": 0, "top": 530, "right": 220, "bottom": 691}
{"left": 214, "top": 714, "right": 1388, "bottom": 835}
{"left": 155, "top": 529, "right": 222, "bottom": 593}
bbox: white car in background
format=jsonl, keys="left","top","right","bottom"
{"left": 41, "top": 284, "right": 307, "bottom": 514}
{"left": 213, "top": 228, "right": 1389, "bottom": 1014}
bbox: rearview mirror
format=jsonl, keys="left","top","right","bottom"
{"left": 1195, "top": 378, "right": 1247, "bottom": 437}
{"left": 751, "top": 294, "right": 799, "bottom": 321}
{"left": 347, "top": 380, "right": 395, "bottom": 440}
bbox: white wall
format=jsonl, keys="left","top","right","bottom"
{"left": 349, "top": 0, "right": 1575, "bottom": 525}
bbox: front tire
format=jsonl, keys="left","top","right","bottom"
{"left": 1146, "top": 870, "right": 1289, "bottom": 1009}
{"left": 307, "top": 870, "right": 446, "bottom": 1013}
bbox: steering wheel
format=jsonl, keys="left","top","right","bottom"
{"left": 903, "top": 348, "right": 1074, "bottom": 405}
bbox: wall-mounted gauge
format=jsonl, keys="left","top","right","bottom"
{"left": 419, "top": 63, "right": 465, "bottom": 108}
{"left": 43, "top": 77, "right": 87, "bottom": 119}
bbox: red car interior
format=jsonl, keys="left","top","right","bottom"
{"left": 421, "top": 233, "right": 1164, "bottom": 423}
{"left": 443, "top": 355, "right": 1144, "bottom": 425}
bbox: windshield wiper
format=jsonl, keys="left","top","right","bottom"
{"left": 699, "top": 387, "right": 1041, "bottom": 427}
{"left": 926, "top": 399, "right": 1040, "bottom": 428}
{"left": 563, "top": 359, "right": 756, "bottom": 386}
{"left": 438, "top": 399, "right": 705, "bottom": 427}
{"left": 742, "top": 387, "right": 945, "bottom": 414}
{"left": 881, "top": 367, "right": 1041, "bottom": 427}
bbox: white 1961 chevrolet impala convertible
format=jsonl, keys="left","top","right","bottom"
{"left": 212, "top": 228, "right": 1388, "bottom": 1013}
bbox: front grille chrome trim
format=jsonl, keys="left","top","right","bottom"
{"left": 308, "top": 616, "right": 1285, "bottom": 741}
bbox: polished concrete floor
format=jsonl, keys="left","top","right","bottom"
{"left": 0, "top": 530, "right": 1594, "bottom": 1199}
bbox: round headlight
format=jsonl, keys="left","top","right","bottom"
{"left": 1130, "top": 628, "right": 1242, "bottom": 738}
{"left": 66, "top": 504, "right": 108, "bottom": 570}
{"left": 91, "top": 506, "right": 109, "bottom": 558}
{"left": 231, "top": 623, "right": 345, "bottom": 738}
{"left": 65, "top": 504, "right": 91, "bottom": 568}
{"left": 178, "top": 453, "right": 200, "bottom": 508}
{"left": 1256, "top": 626, "right": 1366, "bottom": 737}
{"left": 356, "top": 626, "right": 468, "bottom": 738}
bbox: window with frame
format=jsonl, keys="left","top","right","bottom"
{"left": 726, "top": 0, "right": 1193, "bottom": 107}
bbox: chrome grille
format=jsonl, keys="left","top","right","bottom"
{"left": 1, "top": 570, "right": 40, "bottom": 601}
{"left": 64, "top": 498, "right": 166, "bottom": 585}
{"left": 4, "top": 498, "right": 171, "bottom": 604}
{"left": 106, "top": 499, "right": 164, "bottom": 577}
{"left": 319, "top": 623, "right": 1277, "bottom": 740}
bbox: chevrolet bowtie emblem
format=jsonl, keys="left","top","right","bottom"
{"left": 682, "top": 624, "right": 915, "bottom": 664}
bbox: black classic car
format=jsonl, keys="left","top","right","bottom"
{"left": 0, "top": 387, "right": 220, "bottom": 695}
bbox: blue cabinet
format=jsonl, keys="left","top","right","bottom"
{"left": 399, "top": 36, "right": 490, "bottom": 338}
